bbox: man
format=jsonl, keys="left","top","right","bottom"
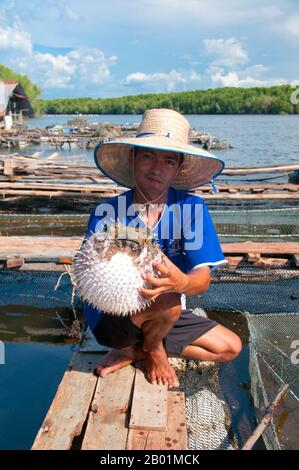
{"left": 84, "top": 108, "right": 242, "bottom": 388}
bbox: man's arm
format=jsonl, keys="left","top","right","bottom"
{"left": 180, "top": 265, "right": 210, "bottom": 296}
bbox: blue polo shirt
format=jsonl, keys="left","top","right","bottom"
{"left": 83, "top": 187, "right": 226, "bottom": 331}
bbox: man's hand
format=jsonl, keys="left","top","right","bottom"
{"left": 139, "top": 255, "right": 188, "bottom": 301}
{"left": 139, "top": 255, "right": 211, "bottom": 300}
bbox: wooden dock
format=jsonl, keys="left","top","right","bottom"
{"left": 1, "top": 235, "right": 297, "bottom": 450}
{"left": 0, "top": 236, "right": 298, "bottom": 270}
{"left": 31, "top": 351, "right": 187, "bottom": 450}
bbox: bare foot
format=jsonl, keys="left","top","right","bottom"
{"left": 94, "top": 344, "right": 144, "bottom": 378}
{"left": 144, "top": 345, "right": 179, "bottom": 388}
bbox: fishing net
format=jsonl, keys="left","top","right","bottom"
{"left": 212, "top": 207, "right": 299, "bottom": 242}
{"left": 1, "top": 207, "right": 299, "bottom": 241}
{"left": 0, "top": 269, "right": 82, "bottom": 341}
{"left": 187, "top": 265, "right": 299, "bottom": 450}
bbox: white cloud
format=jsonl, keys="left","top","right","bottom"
{"left": 17, "top": 48, "right": 117, "bottom": 89}
{"left": 123, "top": 69, "right": 201, "bottom": 92}
{"left": 211, "top": 70, "right": 287, "bottom": 87}
{"left": 204, "top": 38, "right": 248, "bottom": 67}
{"left": 0, "top": 19, "right": 117, "bottom": 91}
{"left": 0, "top": 24, "right": 32, "bottom": 54}
{"left": 279, "top": 15, "right": 299, "bottom": 39}
{"left": 64, "top": 5, "right": 80, "bottom": 22}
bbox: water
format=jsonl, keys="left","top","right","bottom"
{"left": 0, "top": 270, "right": 78, "bottom": 450}
{"left": 25, "top": 114, "right": 299, "bottom": 168}
{"left": 0, "top": 341, "right": 74, "bottom": 450}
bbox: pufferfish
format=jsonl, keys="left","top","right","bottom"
{"left": 71, "top": 223, "right": 163, "bottom": 316}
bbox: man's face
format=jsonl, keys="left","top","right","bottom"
{"left": 133, "top": 147, "right": 181, "bottom": 194}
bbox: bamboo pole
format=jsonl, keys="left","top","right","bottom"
{"left": 242, "top": 384, "right": 290, "bottom": 450}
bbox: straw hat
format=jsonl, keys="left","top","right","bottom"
{"left": 94, "top": 108, "right": 224, "bottom": 190}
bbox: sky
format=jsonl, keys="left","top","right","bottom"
{"left": 0, "top": 0, "right": 298, "bottom": 99}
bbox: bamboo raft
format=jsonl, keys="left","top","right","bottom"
{"left": 0, "top": 155, "right": 299, "bottom": 202}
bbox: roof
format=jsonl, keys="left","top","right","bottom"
{"left": 0, "top": 81, "right": 33, "bottom": 117}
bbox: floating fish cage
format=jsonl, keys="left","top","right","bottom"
{"left": 0, "top": 262, "right": 298, "bottom": 449}
{"left": 188, "top": 265, "right": 299, "bottom": 450}
{"left": 1, "top": 206, "right": 299, "bottom": 242}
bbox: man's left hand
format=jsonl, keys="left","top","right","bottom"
{"left": 139, "top": 255, "right": 188, "bottom": 300}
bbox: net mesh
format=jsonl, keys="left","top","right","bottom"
{"left": 212, "top": 207, "right": 299, "bottom": 242}
{"left": 0, "top": 269, "right": 83, "bottom": 340}
{"left": 189, "top": 266, "right": 299, "bottom": 450}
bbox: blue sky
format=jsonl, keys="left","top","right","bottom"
{"left": 0, "top": 0, "right": 298, "bottom": 99}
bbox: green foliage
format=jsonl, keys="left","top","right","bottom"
{"left": 0, "top": 64, "right": 41, "bottom": 113}
{"left": 39, "top": 85, "right": 297, "bottom": 115}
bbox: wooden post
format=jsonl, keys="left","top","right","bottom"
{"left": 3, "top": 158, "right": 14, "bottom": 177}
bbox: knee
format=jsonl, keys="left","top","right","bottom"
{"left": 162, "top": 302, "right": 181, "bottom": 323}
{"left": 155, "top": 293, "right": 182, "bottom": 322}
{"left": 225, "top": 334, "right": 242, "bottom": 361}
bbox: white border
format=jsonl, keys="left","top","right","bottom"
{"left": 191, "top": 259, "right": 228, "bottom": 270}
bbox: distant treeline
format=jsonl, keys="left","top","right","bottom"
{"left": 39, "top": 85, "right": 298, "bottom": 115}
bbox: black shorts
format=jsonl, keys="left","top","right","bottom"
{"left": 92, "top": 309, "right": 218, "bottom": 356}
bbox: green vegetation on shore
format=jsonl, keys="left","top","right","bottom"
{"left": 0, "top": 65, "right": 41, "bottom": 111}
{"left": 39, "top": 85, "right": 297, "bottom": 115}
{"left": 0, "top": 64, "right": 297, "bottom": 115}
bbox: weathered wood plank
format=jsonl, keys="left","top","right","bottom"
{"left": 129, "top": 368, "right": 168, "bottom": 431}
{"left": 246, "top": 252, "right": 261, "bottom": 263}
{"left": 1, "top": 238, "right": 299, "bottom": 262}
{"left": 81, "top": 365, "right": 136, "bottom": 450}
{"left": 31, "top": 352, "right": 99, "bottom": 450}
{"left": 3, "top": 158, "right": 14, "bottom": 177}
{"left": 222, "top": 241, "right": 299, "bottom": 255}
{"left": 19, "top": 262, "right": 66, "bottom": 272}
{"left": 6, "top": 257, "right": 24, "bottom": 268}
{"left": 127, "top": 392, "right": 187, "bottom": 450}
{"left": 1, "top": 188, "right": 299, "bottom": 200}
{"left": 222, "top": 163, "right": 299, "bottom": 175}
{"left": 0, "top": 236, "right": 81, "bottom": 259}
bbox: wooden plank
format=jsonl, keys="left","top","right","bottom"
{"left": 222, "top": 163, "right": 299, "bottom": 175}
{"left": 6, "top": 257, "right": 24, "bottom": 268}
{"left": 0, "top": 236, "right": 81, "bottom": 259}
{"left": 129, "top": 368, "right": 168, "bottom": 431}
{"left": 81, "top": 365, "right": 136, "bottom": 450}
{"left": 1, "top": 237, "right": 299, "bottom": 261}
{"left": 1, "top": 188, "right": 298, "bottom": 200}
{"left": 254, "top": 257, "right": 289, "bottom": 268}
{"left": 3, "top": 158, "right": 14, "bottom": 177}
{"left": 19, "top": 262, "right": 66, "bottom": 272}
{"left": 246, "top": 252, "right": 261, "bottom": 263}
{"left": 222, "top": 241, "right": 299, "bottom": 255}
{"left": 31, "top": 352, "right": 99, "bottom": 450}
{"left": 127, "top": 392, "right": 187, "bottom": 450}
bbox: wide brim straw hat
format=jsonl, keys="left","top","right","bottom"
{"left": 94, "top": 108, "right": 225, "bottom": 190}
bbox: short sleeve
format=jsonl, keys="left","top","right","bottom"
{"left": 84, "top": 208, "right": 97, "bottom": 237}
{"left": 183, "top": 199, "right": 227, "bottom": 271}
